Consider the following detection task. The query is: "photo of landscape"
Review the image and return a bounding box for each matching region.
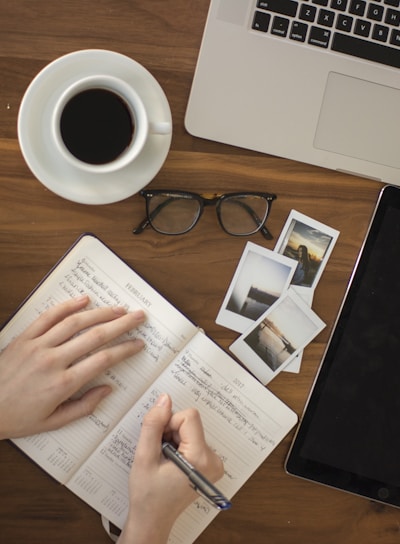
[243,293,323,372]
[226,250,294,321]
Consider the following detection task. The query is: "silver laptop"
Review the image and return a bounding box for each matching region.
[185,0,400,185]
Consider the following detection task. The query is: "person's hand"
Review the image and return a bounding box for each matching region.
[119,393,224,544]
[0,295,145,439]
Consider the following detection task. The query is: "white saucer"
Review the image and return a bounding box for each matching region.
[17,50,172,204]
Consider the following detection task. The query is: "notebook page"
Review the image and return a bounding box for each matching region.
[2,235,198,483]
[67,331,297,542]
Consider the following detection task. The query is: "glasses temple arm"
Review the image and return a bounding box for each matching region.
[260,225,273,240]
[132,217,150,234]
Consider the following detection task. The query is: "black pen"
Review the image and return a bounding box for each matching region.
[161,441,232,511]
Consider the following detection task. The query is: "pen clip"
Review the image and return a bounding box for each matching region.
[189,480,232,511]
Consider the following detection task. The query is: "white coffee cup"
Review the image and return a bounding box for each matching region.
[51,74,172,174]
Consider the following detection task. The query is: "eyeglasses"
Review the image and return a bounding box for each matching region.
[133,190,277,239]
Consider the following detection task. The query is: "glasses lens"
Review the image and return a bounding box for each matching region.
[147,193,201,234]
[219,195,269,235]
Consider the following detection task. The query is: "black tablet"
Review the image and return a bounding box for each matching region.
[286,184,400,507]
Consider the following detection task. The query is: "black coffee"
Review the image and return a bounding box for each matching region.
[60,88,134,165]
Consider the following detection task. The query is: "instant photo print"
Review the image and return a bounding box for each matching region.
[216,242,296,334]
[274,211,339,300]
[230,289,325,385]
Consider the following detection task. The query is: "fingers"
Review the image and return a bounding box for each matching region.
[22,297,147,394]
[53,308,146,364]
[66,335,145,390]
[166,408,224,482]
[22,295,91,339]
[134,394,173,467]
[167,408,206,452]
[1,296,149,437]
[42,305,145,348]
[22,297,146,353]
[43,385,113,431]
[20,295,146,368]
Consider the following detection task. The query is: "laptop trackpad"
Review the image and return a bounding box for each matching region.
[314,72,400,169]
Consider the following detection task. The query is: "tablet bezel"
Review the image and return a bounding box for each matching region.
[285,184,400,507]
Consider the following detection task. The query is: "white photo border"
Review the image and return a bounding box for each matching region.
[216,241,297,334]
[230,288,326,385]
[274,210,339,293]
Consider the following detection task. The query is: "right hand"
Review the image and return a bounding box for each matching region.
[120,393,225,544]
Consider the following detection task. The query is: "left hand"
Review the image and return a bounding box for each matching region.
[0,296,145,439]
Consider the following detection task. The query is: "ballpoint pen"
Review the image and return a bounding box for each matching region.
[162,441,232,511]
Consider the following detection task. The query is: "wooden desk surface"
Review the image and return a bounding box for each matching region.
[0,1,398,543]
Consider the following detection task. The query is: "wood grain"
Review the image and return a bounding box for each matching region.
[0,1,397,543]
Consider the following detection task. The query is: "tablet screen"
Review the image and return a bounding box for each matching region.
[286,185,400,506]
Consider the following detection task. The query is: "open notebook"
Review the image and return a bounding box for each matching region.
[1,234,297,544]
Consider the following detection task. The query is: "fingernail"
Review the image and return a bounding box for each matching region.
[76,294,89,303]
[156,393,169,407]
[132,309,146,322]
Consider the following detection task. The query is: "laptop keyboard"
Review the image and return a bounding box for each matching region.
[252,0,400,69]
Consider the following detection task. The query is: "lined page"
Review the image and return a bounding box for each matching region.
[67,332,297,542]
[2,235,198,483]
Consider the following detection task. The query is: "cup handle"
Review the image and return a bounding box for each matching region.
[149,121,172,135]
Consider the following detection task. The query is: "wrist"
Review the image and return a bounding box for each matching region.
[118,513,174,544]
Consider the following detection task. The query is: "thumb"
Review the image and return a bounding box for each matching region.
[135,393,172,465]
[43,386,112,431]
